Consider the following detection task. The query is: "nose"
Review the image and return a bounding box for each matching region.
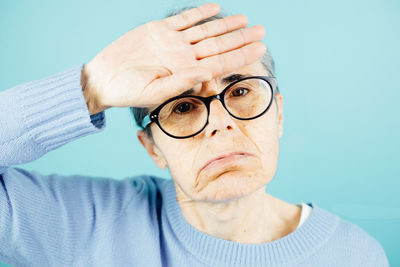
[204,98,235,138]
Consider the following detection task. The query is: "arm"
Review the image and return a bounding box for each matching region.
[0,3,267,265]
[0,64,128,266]
[0,64,105,174]
[0,64,152,267]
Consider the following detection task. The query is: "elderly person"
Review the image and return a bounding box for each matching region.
[0,3,388,267]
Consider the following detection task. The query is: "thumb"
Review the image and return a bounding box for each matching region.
[145,66,212,105]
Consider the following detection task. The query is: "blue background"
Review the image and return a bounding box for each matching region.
[1,0,399,266]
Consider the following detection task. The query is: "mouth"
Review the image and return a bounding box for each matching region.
[200,151,253,172]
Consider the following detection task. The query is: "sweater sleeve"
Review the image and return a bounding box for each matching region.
[0,64,117,266]
[0,64,106,174]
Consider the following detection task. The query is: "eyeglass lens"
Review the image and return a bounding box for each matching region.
[158,77,272,138]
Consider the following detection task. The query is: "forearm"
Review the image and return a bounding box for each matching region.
[0,64,105,173]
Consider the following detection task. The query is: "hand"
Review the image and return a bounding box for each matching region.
[82,3,266,115]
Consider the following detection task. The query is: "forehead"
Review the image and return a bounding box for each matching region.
[216,60,266,85]
[147,60,267,112]
[198,60,267,96]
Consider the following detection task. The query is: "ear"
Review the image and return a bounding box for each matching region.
[275,93,284,138]
[137,130,167,170]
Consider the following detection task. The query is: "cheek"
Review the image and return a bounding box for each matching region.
[242,116,280,168]
[242,114,279,146]
[160,140,200,185]
[152,126,199,170]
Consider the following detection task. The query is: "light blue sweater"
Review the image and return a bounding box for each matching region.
[0,64,390,267]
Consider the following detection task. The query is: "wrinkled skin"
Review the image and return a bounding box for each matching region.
[138,60,302,244]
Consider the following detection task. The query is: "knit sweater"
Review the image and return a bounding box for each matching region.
[0,64,389,267]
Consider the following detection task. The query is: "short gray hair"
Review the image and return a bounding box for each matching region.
[130,6,279,138]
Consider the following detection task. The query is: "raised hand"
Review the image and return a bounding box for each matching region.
[82,3,266,115]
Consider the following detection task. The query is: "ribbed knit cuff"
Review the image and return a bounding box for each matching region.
[16,64,106,152]
[90,111,106,129]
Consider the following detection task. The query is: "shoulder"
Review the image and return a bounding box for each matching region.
[119,174,170,195]
[5,168,170,218]
[116,174,171,210]
[338,219,388,258]
[313,204,389,267]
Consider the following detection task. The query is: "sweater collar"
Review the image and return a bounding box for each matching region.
[163,180,340,267]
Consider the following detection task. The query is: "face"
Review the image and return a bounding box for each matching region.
[138,60,284,203]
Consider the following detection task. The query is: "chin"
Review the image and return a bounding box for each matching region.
[194,169,270,202]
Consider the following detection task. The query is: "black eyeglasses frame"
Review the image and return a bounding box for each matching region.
[141,75,277,139]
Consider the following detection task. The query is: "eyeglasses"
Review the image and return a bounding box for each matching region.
[141,76,277,139]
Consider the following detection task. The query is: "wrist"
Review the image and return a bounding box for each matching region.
[81,63,106,115]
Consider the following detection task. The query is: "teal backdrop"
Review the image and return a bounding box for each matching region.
[1,0,399,266]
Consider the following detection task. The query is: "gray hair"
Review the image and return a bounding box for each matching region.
[130,6,279,139]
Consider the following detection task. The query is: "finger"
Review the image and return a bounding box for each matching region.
[163,3,221,31]
[144,67,212,106]
[198,41,266,77]
[193,25,266,59]
[182,14,248,44]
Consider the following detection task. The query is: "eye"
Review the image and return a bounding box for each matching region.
[230,87,249,97]
[173,102,193,114]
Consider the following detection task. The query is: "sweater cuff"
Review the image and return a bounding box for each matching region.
[17,64,106,152]
[90,111,106,129]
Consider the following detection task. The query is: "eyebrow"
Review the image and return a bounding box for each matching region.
[221,73,249,85]
[178,73,250,97]
[178,88,194,97]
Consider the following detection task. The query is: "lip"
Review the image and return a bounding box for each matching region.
[200,151,253,172]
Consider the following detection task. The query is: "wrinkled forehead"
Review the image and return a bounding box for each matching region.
[203,60,267,94]
[219,60,267,82]
[148,60,266,112]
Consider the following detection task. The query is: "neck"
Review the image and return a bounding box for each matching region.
[174,183,302,244]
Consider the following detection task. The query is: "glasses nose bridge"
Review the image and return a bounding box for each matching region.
[204,91,224,108]
[204,92,226,113]
[204,92,234,127]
